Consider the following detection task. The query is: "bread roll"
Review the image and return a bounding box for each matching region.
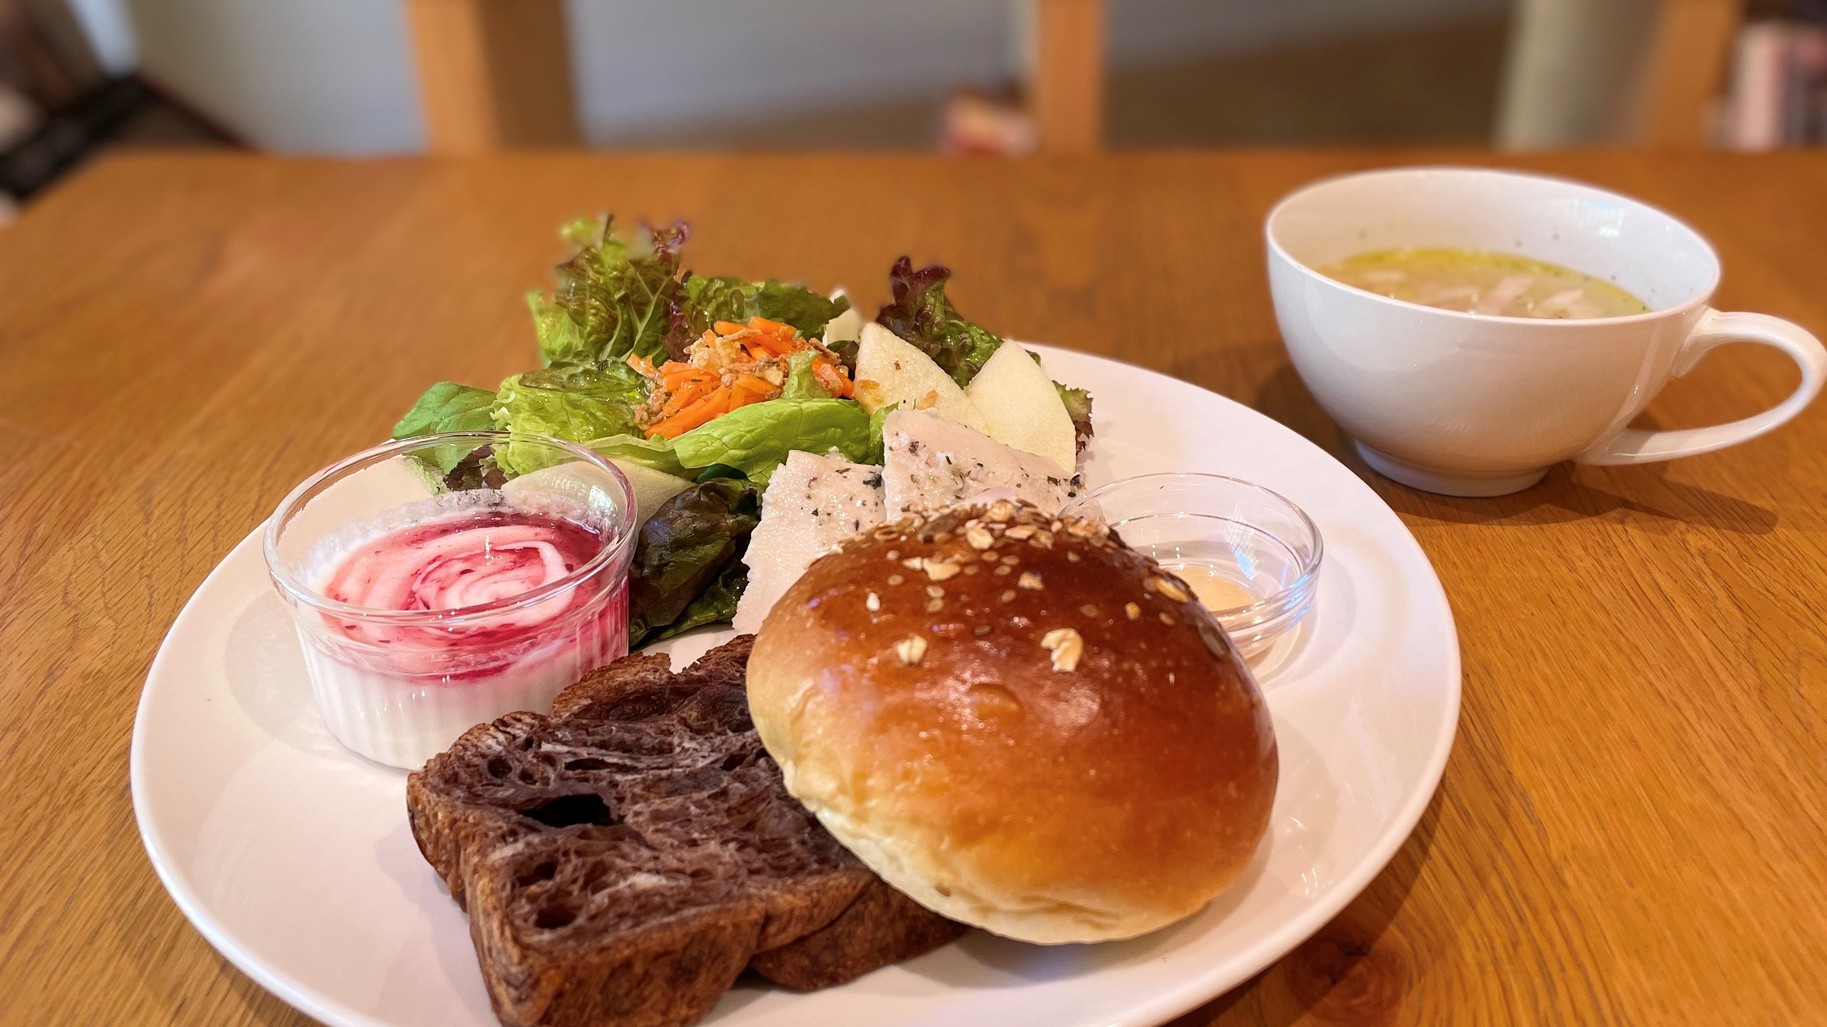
[746,501,1278,944]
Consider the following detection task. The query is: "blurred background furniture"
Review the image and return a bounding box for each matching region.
[401,0,1116,155]
[1027,0,1104,154]
[395,0,1758,154]
[1497,0,1744,148]
[404,0,575,151]
[397,0,1756,154]
[0,0,131,208]
[12,0,1827,209]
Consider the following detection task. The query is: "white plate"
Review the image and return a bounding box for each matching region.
[132,346,1459,1027]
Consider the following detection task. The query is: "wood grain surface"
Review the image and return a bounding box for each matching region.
[2,151,1824,1026]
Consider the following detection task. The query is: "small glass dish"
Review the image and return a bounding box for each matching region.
[264,431,637,768]
[1060,473,1322,660]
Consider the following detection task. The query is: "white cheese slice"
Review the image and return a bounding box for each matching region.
[732,450,885,634]
[880,408,1071,520]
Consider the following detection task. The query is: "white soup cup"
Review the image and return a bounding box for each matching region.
[1266,167,1827,497]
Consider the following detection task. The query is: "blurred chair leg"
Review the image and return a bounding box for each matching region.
[1027,0,1104,154]
[1640,0,1741,145]
[404,0,577,153]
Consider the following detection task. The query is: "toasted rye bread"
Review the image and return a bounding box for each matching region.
[407,636,963,1027]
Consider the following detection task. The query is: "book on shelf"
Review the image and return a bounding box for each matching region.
[1720,19,1827,148]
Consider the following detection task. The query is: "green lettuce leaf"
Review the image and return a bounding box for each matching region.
[527,292,596,368]
[669,397,872,486]
[393,382,498,439]
[875,257,1003,386]
[533,215,687,369]
[495,365,647,441]
[692,463,746,482]
[493,364,651,475]
[653,561,748,642]
[440,446,507,492]
[863,404,892,464]
[779,349,834,400]
[391,382,500,476]
[1056,381,1094,454]
[625,479,760,648]
[681,276,850,343]
[586,433,687,478]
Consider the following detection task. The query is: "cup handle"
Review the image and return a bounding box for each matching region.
[1574,308,1827,466]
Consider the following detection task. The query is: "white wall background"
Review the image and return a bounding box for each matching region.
[119,0,424,153]
[66,0,137,74]
[106,0,1509,154]
[564,0,1012,144]
[568,0,1511,145]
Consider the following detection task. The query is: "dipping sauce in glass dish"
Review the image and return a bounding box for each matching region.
[1164,560,1261,613]
[1060,473,1321,662]
[266,434,636,768]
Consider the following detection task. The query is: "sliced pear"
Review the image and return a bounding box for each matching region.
[822,289,864,349]
[851,322,989,434]
[502,458,690,528]
[610,460,693,527]
[965,343,1077,474]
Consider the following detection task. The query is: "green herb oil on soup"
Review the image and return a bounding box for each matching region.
[1317,247,1650,319]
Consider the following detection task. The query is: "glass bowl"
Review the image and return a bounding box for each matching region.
[264,431,637,768]
[1060,473,1322,659]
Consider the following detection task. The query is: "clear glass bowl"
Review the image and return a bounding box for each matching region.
[1061,473,1322,659]
[264,431,637,768]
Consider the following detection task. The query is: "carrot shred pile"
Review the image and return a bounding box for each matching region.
[632,317,853,438]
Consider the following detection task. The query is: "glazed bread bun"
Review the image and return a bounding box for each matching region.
[746,501,1278,944]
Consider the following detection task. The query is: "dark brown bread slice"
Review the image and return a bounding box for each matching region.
[407,636,962,1027]
[747,878,971,990]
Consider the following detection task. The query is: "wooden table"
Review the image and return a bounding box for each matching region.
[3,151,1823,1026]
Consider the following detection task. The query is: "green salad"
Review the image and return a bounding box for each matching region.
[393,216,1091,647]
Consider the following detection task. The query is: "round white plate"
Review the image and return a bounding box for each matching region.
[132,346,1459,1027]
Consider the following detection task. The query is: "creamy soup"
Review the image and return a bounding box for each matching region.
[1317,247,1649,319]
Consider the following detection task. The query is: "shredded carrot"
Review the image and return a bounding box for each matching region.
[648,390,727,438]
[626,353,658,377]
[634,314,859,437]
[659,376,713,417]
[733,373,775,396]
[812,359,854,398]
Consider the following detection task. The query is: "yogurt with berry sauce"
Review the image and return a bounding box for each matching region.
[292,487,630,768]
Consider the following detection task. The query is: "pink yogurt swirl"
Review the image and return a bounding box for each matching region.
[319,507,615,671]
